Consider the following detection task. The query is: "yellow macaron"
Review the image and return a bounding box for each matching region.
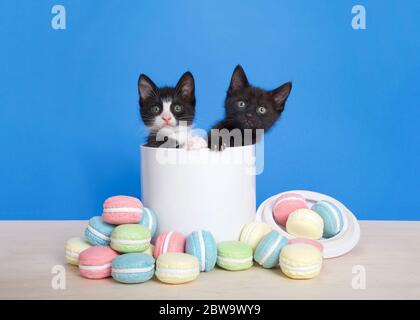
[286,209,324,240]
[239,222,271,251]
[155,253,200,284]
[65,237,91,265]
[279,243,323,279]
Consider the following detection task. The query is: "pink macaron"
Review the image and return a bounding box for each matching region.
[273,192,308,226]
[102,195,143,225]
[153,231,186,259]
[79,246,119,279]
[289,238,324,253]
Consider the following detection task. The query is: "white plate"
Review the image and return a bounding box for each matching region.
[256,190,361,258]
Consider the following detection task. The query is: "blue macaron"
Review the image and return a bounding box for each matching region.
[84,216,115,246]
[111,253,155,284]
[185,230,217,272]
[311,200,344,238]
[139,207,158,238]
[254,230,288,268]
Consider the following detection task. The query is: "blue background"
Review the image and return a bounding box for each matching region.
[0,0,419,220]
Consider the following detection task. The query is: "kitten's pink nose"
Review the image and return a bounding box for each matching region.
[162,114,172,122]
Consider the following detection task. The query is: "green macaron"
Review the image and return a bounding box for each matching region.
[216,241,253,271]
[110,224,151,253]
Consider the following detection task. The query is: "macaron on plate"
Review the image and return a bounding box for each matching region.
[255,190,360,258]
[286,208,324,240]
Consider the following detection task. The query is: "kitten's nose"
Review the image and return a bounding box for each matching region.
[162,114,172,122]
[245,112,253,118]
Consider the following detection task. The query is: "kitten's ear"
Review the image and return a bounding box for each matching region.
[138,74,158,100]
[229,65,249,93]
[270,81,292,111]
[176,71,195,101]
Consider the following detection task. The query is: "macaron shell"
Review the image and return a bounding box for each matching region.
[286,209,324,240]
[311,200,344,238]
[139,207,158,238]
[254,231,288,269]
[103,196,143,225]
[153,231,186,259]
[111,253,155,284]
[186,231,217,272]
[239,223,271,251]
[103,212,141,225]
[79,246,119,279]
[84,216,115,246]
[217,241,253,271]
[103,195,143,209]
[79,246,119,266]
[279,243,322,279]
[65,237,92,265]
[110,224,151,253]
[155,253,199,284]
[79,267,113,279]
[273,192,308,226]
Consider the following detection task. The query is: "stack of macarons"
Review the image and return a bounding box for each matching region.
[273,192,344,240]
[65,198,220,285]
[65,195,160,283]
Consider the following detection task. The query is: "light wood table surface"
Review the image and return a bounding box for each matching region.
[0,220,419,300]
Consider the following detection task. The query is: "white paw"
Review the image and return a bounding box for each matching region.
[186,136,207,150]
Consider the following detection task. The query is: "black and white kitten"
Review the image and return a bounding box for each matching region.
[138,72,197,148]
[208,65,292,150]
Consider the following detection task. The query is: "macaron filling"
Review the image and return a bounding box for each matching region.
[103,207,142,213]
[162,231,175,253]
[87,225,111,241]
[65,249,80,258]
[197,231,206,272]
[156,267,199,276]
[112,265,154,274]
[217,256,253,264]
[258,235,284,265]
[111,238,151,245]
[280,260,322,273]
[79,263,112,271]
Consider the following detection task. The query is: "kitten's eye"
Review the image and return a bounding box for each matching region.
[174,105,183,113]
[151,106,160,114]
[237,101,246,108]
[257,106,267,114]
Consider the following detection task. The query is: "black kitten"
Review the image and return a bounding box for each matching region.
[209,65,292,150]
[138,72,196,148]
